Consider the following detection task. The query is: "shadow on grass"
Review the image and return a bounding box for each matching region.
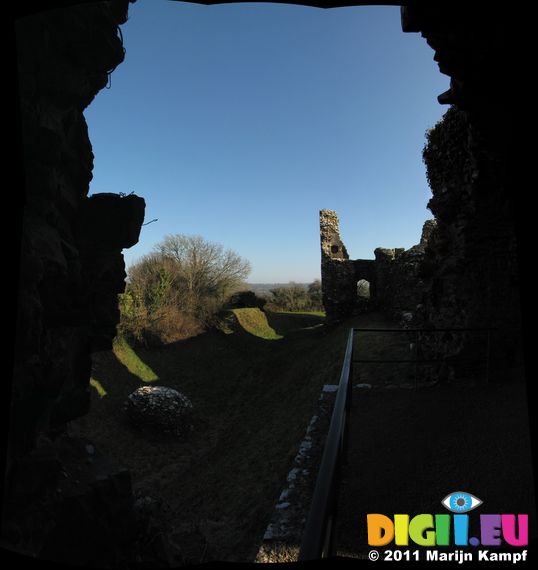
[74,309,349,562]
[231,308,283,340]
[265,311,325,337]
[89,377,107,397]
[113,336,159,382]
[89,345,145,401]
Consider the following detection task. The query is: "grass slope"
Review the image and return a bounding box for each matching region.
[231,308,283,340]
[89,378,107,397]
[112,336,159,383]
[73,310,535,562]
[71,309,349,564]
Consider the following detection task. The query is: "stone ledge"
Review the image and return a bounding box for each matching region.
[254,385,339,563]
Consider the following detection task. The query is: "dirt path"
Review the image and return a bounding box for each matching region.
[335,314,536,557]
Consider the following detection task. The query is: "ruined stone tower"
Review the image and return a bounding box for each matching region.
[320,210,363,322]
[320,209,349,261]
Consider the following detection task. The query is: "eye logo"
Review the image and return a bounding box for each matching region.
[368,491,528,547]
[442,491,482,513]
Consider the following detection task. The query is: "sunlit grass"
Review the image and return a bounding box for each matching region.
[113,336,159,382]
[271,310,326,317]
[232,308,283,340]
[90,377,107,397]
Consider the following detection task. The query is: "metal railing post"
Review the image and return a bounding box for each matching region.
[298,328,354,561]
[414,330,419,391]
[343,338,354,465]
[486,329,491,383]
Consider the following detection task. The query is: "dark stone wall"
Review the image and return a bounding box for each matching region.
[5,1,145,563]
[418,106,521,374]
[402,4,522,376]
[372,220,436,319]
[374,247,420,319]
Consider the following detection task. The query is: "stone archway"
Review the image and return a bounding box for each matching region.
[356,278,370,298]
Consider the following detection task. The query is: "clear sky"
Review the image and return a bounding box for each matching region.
[84,0,449,283]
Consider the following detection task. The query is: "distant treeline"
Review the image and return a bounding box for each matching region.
[263,281,323,313]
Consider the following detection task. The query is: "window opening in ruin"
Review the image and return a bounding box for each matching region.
[357,279,370,299]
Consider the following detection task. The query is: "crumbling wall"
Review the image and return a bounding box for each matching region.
[401,5,522,378]
[374,220,436,319]
[418,106,521,374]
[320,210,433,323]
[5,1,145,564]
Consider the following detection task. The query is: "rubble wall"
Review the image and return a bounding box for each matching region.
[320,210,434,323]
[6,1,145,563]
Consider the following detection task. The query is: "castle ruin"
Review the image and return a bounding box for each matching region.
[7,1,526,564]
[320,209,435,323]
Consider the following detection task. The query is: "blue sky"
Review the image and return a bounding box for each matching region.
[84,1,449,283]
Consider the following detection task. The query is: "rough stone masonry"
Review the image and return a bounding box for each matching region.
[6,1,145,565]
[320,209,435,324]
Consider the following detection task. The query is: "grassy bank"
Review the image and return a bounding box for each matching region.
[230,308,283,340]
[71,308,351,563]
[72,309,535,562]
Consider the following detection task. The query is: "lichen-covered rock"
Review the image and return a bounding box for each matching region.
[124,386,193,434]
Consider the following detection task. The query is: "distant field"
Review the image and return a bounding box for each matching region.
[246,282,311,297]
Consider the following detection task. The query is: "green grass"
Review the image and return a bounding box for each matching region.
[271,310,326,317]
[265,310,325,337]
[71,311,533,563]
[231,308,283,340]
[112,336,159,382]
[89,377,107,397]
[72,309,349,563]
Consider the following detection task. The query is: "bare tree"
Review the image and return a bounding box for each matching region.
[119,234,251,344]
[156,234,251,302]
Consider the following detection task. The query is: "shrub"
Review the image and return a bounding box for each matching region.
[227,290,267,310]
[118,234,250,345]
[265,280,324,312]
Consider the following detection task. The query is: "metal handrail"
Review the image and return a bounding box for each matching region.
[353,327,494,384]
[298,328,354,561]
[353,327,493,332]
[297,325,494,560]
